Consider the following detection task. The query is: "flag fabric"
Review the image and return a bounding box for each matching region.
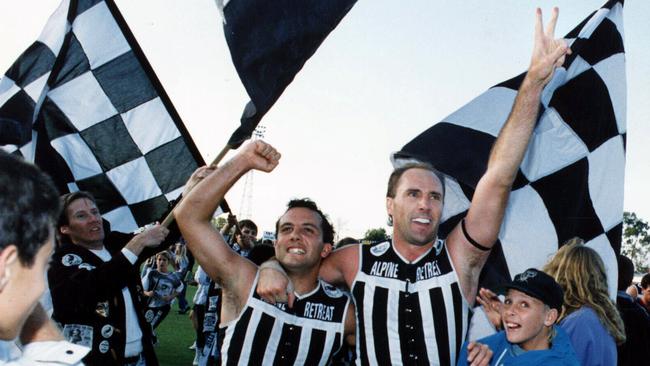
[217,0,357,147]
[0,0,205,233]
[394,0,626,296]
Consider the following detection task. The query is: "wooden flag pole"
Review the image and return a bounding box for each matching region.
[161,144,233,228]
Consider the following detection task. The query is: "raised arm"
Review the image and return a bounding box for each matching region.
[175,141,280,301]
[447,8,571,303]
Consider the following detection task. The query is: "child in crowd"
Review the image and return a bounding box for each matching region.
[543,239,626,365]
[142,251,184,330]
[458,268,579,366]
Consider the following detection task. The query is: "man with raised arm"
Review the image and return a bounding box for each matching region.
[175,141,355,365]
[257,8,571,365]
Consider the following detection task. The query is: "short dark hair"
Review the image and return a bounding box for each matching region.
[335,237,359,249]
[387,162,445,198]
[275,198,335,245]
[617,255,635,291]
[238,219,257,233]
[641,273,650,290]
[0,151,60,266]
[156,251,172,261]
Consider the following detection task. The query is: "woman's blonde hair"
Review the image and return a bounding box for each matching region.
[543,237,625,345]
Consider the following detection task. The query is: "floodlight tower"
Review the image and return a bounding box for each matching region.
[238,126,266,219]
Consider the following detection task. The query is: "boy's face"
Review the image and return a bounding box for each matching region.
[237,226,257,250]
[501,289,556,351]
[156,255,169,272]
[0,232,53,340]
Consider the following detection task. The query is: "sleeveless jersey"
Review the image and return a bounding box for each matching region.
[352,240,471,366]
[219,274,350,365]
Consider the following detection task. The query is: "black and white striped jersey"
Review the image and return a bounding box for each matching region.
[352,240,471,366]
[218,273,351,365]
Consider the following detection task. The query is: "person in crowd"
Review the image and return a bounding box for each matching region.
[197,216,259,365]
[458,268,579,366]
[335,237,359,249]
[542,238,626,366]
[626,282,639,299]
[0,150,89,364]
[48,166,211,365]
[256,8,571,365]
[189,265,211,365]
[142,251,184,330]
[174,242,192,314]
[639,273,650,313]
[616,255,650,365]
[221,214,258,256]
[176,141,356,365]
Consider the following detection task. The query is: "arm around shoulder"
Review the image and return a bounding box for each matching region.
[320,244,359,288]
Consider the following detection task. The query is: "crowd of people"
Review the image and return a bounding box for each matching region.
[1,7,650,366]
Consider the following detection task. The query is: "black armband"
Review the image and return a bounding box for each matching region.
[461,218,491,251]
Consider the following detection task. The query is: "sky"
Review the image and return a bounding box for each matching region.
[1,0,648,240]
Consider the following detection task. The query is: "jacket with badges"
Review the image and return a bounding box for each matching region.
[48,223,180,366]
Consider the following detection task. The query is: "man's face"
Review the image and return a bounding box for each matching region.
[60,198,105,248]
[275,207,332,272]
[156,255,169,272]
[237,226,257,250]
[0,233,53,340]
[387,168,443,247]
[502,289,555,351]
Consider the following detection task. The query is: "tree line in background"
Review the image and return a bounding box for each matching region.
[623,211,650,273]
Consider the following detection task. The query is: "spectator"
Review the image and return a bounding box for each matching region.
[334,237,359,249]
[221,214,258,256]
[542,238,626,366]
[616,255,650,365]
[0,150,89,364]
[458,268,579,365]
[247,243,275,266]
[142,251,184,330]
[189,265,211,365]
[48,166,211,365]
[639,273,650,313]
[174,242,192,314]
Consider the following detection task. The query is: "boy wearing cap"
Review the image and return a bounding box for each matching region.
[458,268,579,366]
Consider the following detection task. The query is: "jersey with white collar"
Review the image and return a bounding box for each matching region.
[219,273,350,365]
[352,239,470,366]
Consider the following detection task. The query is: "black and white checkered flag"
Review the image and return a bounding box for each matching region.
[0,0,205,233]
[394,0,625,296]
[218,0,357,148]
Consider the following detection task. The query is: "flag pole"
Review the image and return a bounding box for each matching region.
[161,144,233,228]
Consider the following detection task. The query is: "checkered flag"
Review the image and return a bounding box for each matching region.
[0,0,205,233]
[217,0,357,147]
[394,0,625,296]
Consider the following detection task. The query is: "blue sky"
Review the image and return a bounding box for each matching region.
[1,0,648,239]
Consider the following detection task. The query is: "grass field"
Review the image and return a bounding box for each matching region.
[154,282,199,365]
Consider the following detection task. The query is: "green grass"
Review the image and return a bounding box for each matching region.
[154,282,198,365]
